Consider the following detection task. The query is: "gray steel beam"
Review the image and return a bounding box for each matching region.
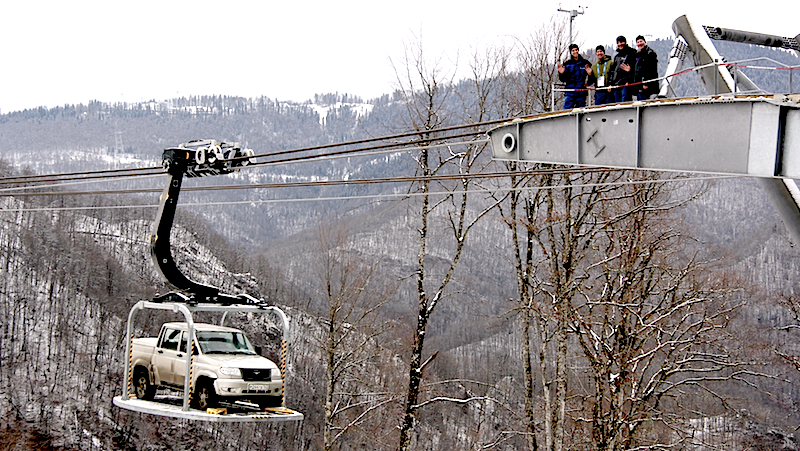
[488,96,800,244]
[489,97,800,178]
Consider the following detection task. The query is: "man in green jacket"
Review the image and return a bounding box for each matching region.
[587,45,614,105]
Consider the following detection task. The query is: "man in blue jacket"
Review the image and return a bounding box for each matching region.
[557,44,591,109]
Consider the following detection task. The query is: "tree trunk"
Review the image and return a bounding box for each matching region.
[399,147,430,451]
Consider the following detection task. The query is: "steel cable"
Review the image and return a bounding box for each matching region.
[2,174,740,213]
[0,120,505,188]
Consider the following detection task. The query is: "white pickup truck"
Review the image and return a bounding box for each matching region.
[130,322,283,410]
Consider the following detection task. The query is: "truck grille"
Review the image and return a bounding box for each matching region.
[241,368,271,381]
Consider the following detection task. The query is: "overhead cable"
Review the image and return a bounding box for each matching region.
[2,175,740,213]
[0,167,616,198]
[0,120,504,187]
[0,173,166,194]
[0,165,162,184]
[3,134,491,193]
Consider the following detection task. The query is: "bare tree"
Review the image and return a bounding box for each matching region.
[498,168,631,451]
[775,293,800,373]
[496,167,541,451]
[533,170,632,451]
[488,21,571,449]
[501,170,752,451]
[310,218,397,451]
[456,42,511,125]
[570,173,748,450]
[391,37,507,450]
[507,17,569,115]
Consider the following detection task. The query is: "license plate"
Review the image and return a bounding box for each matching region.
[248,384,268,392]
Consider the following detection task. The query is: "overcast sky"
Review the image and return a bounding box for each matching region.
[1,1,794,113]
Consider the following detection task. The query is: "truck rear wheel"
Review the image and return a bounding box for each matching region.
[193,379,217,410]
[133,368,156,401]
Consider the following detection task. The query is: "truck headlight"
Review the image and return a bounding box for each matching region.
[219,367,242,377]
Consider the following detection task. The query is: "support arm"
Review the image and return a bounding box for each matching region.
[149,140,256,303]
[150,162,220,298]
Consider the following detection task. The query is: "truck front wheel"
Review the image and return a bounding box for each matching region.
[193,379,218,410]
[133,368,156,400]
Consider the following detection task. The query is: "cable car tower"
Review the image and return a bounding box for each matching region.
[488,16,800,245]
[113,140,304,422]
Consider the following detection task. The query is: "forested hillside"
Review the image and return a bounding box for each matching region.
[1,30,800,451]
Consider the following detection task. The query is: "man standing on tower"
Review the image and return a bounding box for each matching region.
[610,36,636,103]
[633,35,659,100]
[588,45,614,105]
[557,44,591,109]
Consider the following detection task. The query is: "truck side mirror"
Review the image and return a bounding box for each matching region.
[254,346,262,356]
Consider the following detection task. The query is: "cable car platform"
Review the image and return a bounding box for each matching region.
[113,395,304,422]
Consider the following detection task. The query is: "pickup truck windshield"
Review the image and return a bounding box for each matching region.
[197,331,257,355]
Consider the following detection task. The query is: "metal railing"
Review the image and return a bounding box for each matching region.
[551,56,799,109]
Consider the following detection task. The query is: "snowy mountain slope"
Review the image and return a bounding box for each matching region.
[0,195,304,449]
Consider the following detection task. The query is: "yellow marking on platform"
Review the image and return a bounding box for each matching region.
[264,407,294,414]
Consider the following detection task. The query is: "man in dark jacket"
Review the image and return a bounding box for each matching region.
[610,36,635,103]
[557,44,591,109]
[633,35,659,100]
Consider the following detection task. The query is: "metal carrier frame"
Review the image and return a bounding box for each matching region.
[112,299,303,422]
[113,140,302,422]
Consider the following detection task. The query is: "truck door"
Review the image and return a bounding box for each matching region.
[153,327,182,386]
[172,331,190,387]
